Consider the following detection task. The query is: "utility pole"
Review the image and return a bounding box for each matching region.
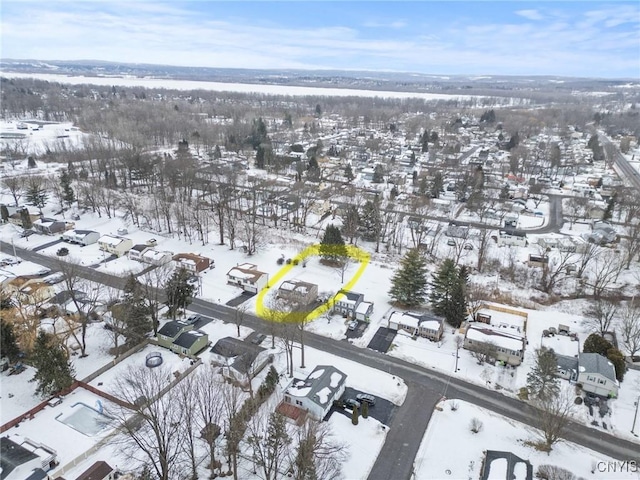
[632,395,639,437]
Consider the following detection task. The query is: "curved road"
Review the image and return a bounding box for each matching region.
[2,241,637,480]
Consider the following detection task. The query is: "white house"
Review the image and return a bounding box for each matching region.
[282,365,347,420]
[577,353,619,397]
[464,325,526,366]
[0,435,58,480]
[226,263,269,293]
[388,311,444,341]
[498,229,527,247]
[97,235,133,257]
[355,301,374,322]
[140,249,173,266]
[128,244,151,261]
[61,229,100,246]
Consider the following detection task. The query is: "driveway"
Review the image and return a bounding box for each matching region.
[32,238,64,252]
[344,319,368,339]
[337,386,396,426]
[367,327,397,353]
[226,291,256,307]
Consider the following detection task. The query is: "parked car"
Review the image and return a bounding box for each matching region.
[185,315,202,325]
[356,393,376,406]
[347,320,358,331]
[446,238,456,246]
[146,238,157,246]
[117,228,128,235]
[344,399,360,409]
[71,213,81,220]
[463,243,474,250]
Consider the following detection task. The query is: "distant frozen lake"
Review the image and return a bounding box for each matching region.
[2,71,483,101]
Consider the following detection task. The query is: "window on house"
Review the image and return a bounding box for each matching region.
[598,379,606,384]
[284,396,291,403]
[296,400,302,406]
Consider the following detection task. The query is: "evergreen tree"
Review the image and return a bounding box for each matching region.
[359,200,381,242]
[344,164,354,183]
[256,145,266,169]
[25,183,48,211]
[319,224,346,263]
[165,268,196,319]
[361,401,369,419]
[499,184,511,200]
[1,204,9,222]
[430,171,444,198]
[372,164,385,183]
[119,274,152,345]
[388,249,428,307]
[1,320,20,361]
[27,156,37,168]
[606,348,626,382]
[20,208,33,229]
[351,405,359,425]
[409,151,417,167]
[583,333,613,356]
[250,117,268,148]
[59,169,75,208]
[30,331,75,397]
[430,259,468,328]
[603,194,616,221]
[315,104,322,117]
[213,144,222,159]
[526,348,560,401]
[421,137,429,153]
[390,185,399,200]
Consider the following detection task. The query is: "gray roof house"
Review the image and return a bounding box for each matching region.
[577,353,619,397]
[555,354,579,381]
[32,217,66,235]
[210,337,272,383]
[333,290,364,317]
[0,436,57,480]
[282,365,347,420]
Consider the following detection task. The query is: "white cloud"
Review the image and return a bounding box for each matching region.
[515,9,544,21]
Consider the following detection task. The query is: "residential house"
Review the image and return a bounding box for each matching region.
[282,365,347,420]
[577,353,619,397]
[480,451,533,480]
[32,217,66,235]
[156,320,193,349]
[6,277,55,304]
[526,254,549,268]
[0,435,57,480]
[140,249,173,266]
[354,301,374,322]
[278,280,318,307]
[171,330,208,357]
[333,290,364,318]
[172,253,211,273]
[156,320,208,357]
[388,311,444,341]
[555,355,579,381]
[7,208,40,228]
[97,235,133,257]
[128,244,151,261]
[226,263,269,293]
[464,326,526,366]
[498,229,527,247]
[61,229,100,246]
[75,460,115,480]
[210,336,272,384]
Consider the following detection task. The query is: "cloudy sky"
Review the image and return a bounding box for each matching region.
[2,1,639,78]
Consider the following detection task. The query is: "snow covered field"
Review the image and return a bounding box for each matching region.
[1,72,484,101]
[1,119,93,156]
[414,399,639,480]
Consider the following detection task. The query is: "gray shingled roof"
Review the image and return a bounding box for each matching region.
[579,353,617,382]
[0,437,39,480]
[304,365,346,409]
[556,354,579,372]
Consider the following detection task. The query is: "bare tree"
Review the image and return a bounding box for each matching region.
[176,372,200,480]
[2,176,24,206]
[221,379,244,480]
[622,221,640,270]
[575,242,601,278]
[234,304,248,337]
[108,365,185,480]
[587,250,624,298]
[193,365,224,476]
[539,250,575,295]
[466,283,487,321]
[469,341,497,365]
[583,299,617,336]
[620,300,640,359]
[139,263,173,335]
[247,409,291,480]
[531,385,576,451]
[291,419,348,480]
[474,228,493,273]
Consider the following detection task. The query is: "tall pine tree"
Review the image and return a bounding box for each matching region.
[59,169,75,208]
[319,224,346,264]
[30,331,75,397]
[388,249,428,307]
[526,348,559,401]
[165,269,196,319]
[430,259,468,327]
[1,320,20,361]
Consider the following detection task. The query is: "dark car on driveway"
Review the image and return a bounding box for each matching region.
[344,398,360,410]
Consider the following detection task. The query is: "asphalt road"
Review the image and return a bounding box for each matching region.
[599,134,640,191]
[3,241,638,479]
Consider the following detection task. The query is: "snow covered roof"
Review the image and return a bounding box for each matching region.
[279,280,317,295]
[355,301,373,314]
[389,311,443,331]
[285,365,346,408]
[98,235,126,247]
[227,265,267,283]
[466,326,524,352]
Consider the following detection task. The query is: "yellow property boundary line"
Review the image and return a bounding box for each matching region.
[255,243,370,323]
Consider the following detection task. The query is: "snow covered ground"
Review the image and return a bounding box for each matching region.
[414,399,639,480]
[0,119,93,156]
